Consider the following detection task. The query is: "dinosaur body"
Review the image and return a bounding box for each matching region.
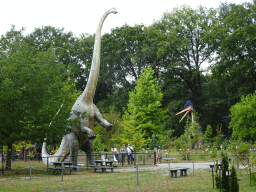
[42,7,118,166]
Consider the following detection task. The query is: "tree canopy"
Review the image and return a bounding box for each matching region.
[0,27,78,146]
[229,91,256,142]
[122,66,167,139]
[2,1,256,153]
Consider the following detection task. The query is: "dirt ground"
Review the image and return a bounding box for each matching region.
[115,162,220,172]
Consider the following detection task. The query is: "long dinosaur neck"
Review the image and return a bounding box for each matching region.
[81,10,111,103]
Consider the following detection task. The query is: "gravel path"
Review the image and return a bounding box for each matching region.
[115,162,244,172]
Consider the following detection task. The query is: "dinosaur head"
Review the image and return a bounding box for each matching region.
[108,7,118,14]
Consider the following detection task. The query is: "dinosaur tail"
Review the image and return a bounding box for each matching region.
[41,135,69,165]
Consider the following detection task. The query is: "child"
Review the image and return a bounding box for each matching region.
[157,149,162,164]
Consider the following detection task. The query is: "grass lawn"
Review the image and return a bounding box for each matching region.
[0,161,255,192]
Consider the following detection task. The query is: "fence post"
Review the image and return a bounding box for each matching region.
[168,161,171,179]
[193,160,194,175]
[249,164,251,186]
[136,163,139,186]
[236,146,239,169]
[30,166,32,180]
[47,156,49,172]
[154,151,156,165]
[61,164,64,182]
[1,145,4,176]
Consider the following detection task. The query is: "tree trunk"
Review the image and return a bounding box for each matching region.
[5,143,12,170]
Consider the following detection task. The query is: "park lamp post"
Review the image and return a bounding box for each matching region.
[209,164,215,189]
[226,170,231,192]
[236,146,239,169]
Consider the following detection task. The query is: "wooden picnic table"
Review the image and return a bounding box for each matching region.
[49,162,75,175]
[162,158,176,163]
[90,160,117,173]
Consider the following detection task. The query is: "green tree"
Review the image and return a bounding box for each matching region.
[123,65,167,139]
[93,106,123,151]
[121,111,148,150]
[221,151,229,192]
[211,2,256,135]
[99,24,148,112]
[203,125,213,145]
[0,28,77,169]
[149,5,219,135]
[230,166,239,192]
[201,74,229,137]
[229,91,256,142]
[24,26,87,90]
[175,112,201,157]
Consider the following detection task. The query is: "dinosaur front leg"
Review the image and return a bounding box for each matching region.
[81,126,96,139]
[94,104,113,131]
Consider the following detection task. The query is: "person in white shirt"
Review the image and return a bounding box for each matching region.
[111,146,119,164]
[127,144,133,165]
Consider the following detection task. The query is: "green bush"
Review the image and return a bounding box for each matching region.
[215,172,221,189]
[221,151,229,191]
[238,142,251,155]
[210,149,217,158]
[251,172,256,185]
[179,150,190,160]
[230,166,239,191]
[215,159,221,189]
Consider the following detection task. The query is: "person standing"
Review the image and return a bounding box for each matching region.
[120,144,126,164]
[111,146,119,164]
[127,144,133,165]
[131,149,135,164]
[157,149,162,164]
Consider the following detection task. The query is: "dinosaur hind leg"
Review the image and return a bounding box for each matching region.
[80,140,94,165]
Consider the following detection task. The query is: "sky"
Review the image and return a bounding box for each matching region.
[0,0,250,37]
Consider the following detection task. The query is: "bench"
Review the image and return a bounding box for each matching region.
[178,168,190,176]
[169,169,178,178]
[48,162,76,175]
[168,168,190,178]
[48,166,73,175]
[89,165,118,173]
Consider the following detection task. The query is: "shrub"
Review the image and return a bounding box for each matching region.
[251,172,256,185]
[221,151,229,191]
[180,151,190,160]
[210,148,217,158]
[230,166,239,191]
[215,159,221,189]
[238,142,251,155]
[215,173,221,189]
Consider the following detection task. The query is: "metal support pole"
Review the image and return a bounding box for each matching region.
[236,147,239,169]
[228,169,230,192]
[61,164,64,182]
[186,153,187,163]
[168,161,171,179]
[1,145,4,176]
[193,160,194,175]
[220,164,222,192]
[47,156,49,172]
[249,166,251,186]
[136,163,139,186]
[29,166,32,180]
[210,165,215,189]
[154,151,156,165]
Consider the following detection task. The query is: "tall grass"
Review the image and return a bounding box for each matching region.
[0,161,255,191]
